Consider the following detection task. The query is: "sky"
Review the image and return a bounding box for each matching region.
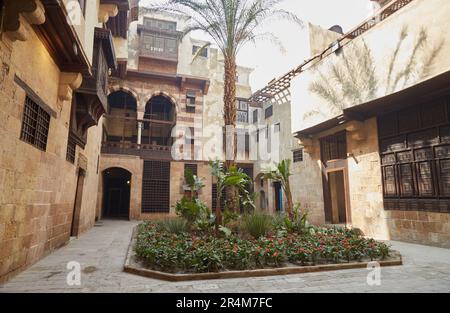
[140,0,376,91]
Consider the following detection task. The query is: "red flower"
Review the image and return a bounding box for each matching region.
[273,252,278,257]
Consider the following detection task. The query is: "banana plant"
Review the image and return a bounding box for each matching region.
[261,159,294,219]
[210,160,252,225]
[184,167,205,200]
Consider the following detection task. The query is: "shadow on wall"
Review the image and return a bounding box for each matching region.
[304,25,445,120]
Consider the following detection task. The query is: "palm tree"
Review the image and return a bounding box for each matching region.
[145,0,302,211]
[260,159,294,219]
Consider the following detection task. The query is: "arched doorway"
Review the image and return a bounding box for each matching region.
[143,94,176,146]
[103,167,131,219]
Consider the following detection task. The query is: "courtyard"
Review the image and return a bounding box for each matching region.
[1,220,449,293]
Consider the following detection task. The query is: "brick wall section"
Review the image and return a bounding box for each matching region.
[0,29,102,282]
[346,118,389,240]
[386,211,450,248]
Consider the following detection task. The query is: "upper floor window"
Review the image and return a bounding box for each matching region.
[265,105,273,119]
[142,34,177,56]
[186,91,196,113]
[184,163,198,176]
[237,99,249,123]
[20,96,50,151]
[252,109,259,124]
[293,149,304,163]
[274,123,281,133]
[192,45,208,57]
[144,18,176,31]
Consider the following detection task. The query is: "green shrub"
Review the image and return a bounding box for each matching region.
[157,218,189,235]
[241,213,273,238]
[134,221,393,273]
[174,197,210,223]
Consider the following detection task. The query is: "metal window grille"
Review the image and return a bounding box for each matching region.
[293,149,303,163]
[184,163,198,176]
[20,96,50,151]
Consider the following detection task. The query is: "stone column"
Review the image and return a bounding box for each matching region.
[137,121,143,145]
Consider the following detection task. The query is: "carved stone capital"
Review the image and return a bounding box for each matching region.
[59,72,83,101]
[3,0,46,42]
[98,4,119,24]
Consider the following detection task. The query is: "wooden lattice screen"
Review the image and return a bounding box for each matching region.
[379,93,450,213]
[142,161,171,213]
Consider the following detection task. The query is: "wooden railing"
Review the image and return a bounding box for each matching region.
[101,141,173,160]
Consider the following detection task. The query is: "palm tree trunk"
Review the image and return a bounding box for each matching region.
[224,56,238,213]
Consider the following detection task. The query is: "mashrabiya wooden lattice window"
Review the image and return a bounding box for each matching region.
[378,94,450,213]
[142,161,171,213]
[20,96,50,151]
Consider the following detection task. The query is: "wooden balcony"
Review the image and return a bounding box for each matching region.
[101,141,173,160]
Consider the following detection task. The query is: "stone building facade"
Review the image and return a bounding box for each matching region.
[98,11,254,220]
[0,0,132,282]
[251,0,450,248]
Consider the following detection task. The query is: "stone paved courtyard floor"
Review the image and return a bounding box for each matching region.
[1,220,450,293]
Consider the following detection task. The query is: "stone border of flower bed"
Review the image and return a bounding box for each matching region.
[123,226,403,282]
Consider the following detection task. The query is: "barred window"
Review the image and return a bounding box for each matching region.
[20,96,50,151]
[293,149,304,163]
[184,163,198,176]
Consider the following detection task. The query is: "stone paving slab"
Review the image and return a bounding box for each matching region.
[1,220,450,293]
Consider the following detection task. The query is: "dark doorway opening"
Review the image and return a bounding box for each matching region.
[274,182,283,213]
[103,168,131,219]
[327,170,347,224]
[71,168,86,237]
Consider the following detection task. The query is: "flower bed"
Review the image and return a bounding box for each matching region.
[134,222,392,274]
